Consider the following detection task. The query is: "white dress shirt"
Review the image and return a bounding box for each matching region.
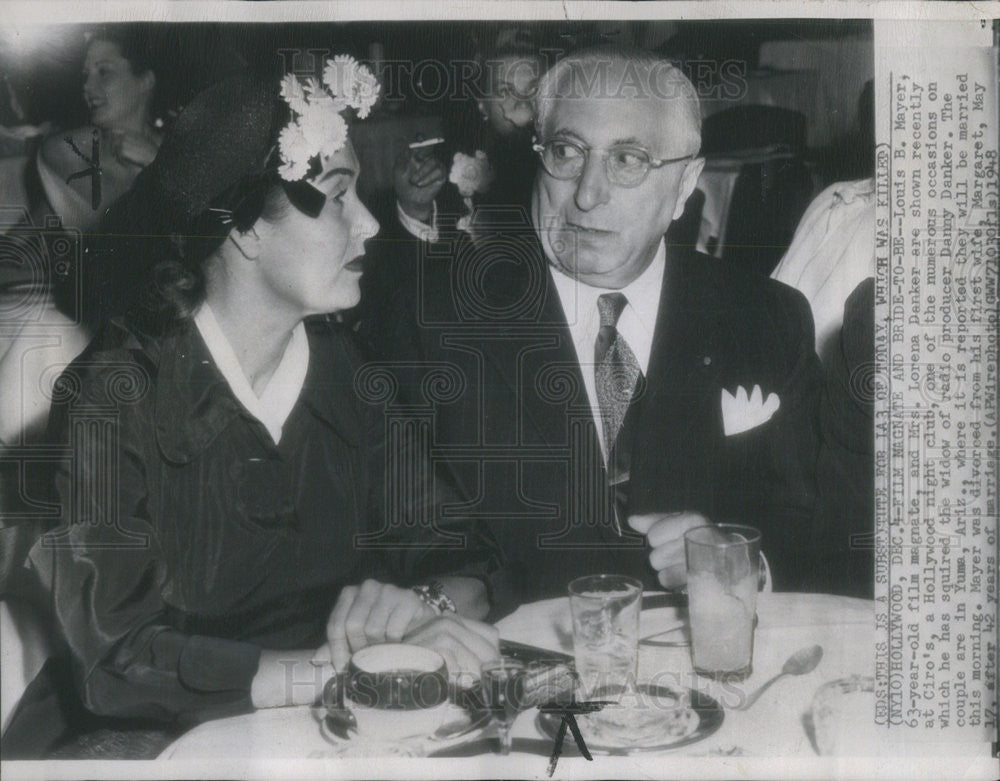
[548,241,666,457]
[193,303,309,445]
[396,200,439,242]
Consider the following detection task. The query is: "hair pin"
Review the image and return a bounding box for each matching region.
[207,207,234,225]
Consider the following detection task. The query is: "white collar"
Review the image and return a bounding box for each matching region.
[193,303,310,445]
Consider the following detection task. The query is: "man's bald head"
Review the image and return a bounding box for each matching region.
[535,46,702,157]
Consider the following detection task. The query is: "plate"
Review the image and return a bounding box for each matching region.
[535,684,724,755]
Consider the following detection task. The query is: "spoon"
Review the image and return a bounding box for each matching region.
[737,645,823,711]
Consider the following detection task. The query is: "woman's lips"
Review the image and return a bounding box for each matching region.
[343,257,364,272]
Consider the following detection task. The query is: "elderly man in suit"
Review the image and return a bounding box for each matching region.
[362,46,823,616]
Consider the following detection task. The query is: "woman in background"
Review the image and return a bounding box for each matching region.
[34,26,163,232]
[1,26,165,448]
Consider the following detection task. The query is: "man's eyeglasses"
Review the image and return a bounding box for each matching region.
[532,138,695,188]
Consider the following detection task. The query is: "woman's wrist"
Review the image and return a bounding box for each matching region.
[251,648,335,709]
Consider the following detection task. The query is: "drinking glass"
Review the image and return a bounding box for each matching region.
[567,574,643,699]
[684,524,761,680]
[479,658,526,755]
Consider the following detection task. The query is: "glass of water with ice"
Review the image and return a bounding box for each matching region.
[567,574,643,699]
[684,524,761,680]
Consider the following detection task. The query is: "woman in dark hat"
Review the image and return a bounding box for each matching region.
[15,61,498,757]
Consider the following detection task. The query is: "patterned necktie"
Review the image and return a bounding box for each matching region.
[594,292,642,454]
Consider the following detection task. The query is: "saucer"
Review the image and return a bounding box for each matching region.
[536,684,724,755]
[315,698,490,751]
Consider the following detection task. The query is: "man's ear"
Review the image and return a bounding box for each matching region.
[228,227,262,261]
[672,156,706,221]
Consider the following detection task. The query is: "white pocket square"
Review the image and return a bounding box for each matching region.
[721,384,780,436]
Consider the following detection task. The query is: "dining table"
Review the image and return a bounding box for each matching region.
[155,591,986,779]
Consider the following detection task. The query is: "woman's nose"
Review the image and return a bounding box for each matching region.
[353,200,380,242]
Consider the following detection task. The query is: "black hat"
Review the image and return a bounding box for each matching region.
[109,71,283,237]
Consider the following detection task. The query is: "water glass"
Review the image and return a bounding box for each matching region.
[684,524,761,680]
[479,658,526,755]
[567,574,643,699]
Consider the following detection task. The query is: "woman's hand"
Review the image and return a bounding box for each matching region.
[313,579,438,670]
[403,614,499,679]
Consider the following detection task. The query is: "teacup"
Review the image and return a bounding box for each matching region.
[323,643,450,740]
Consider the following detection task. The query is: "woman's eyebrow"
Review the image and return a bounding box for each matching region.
[317,166,356,184]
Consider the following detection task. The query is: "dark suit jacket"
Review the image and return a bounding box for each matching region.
[361,229,823,616]
[812,278,875,598]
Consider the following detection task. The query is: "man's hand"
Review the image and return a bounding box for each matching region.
[394,146,446,223]
[403,614,499,678]
[627,511,709,589]
[314,580,438,671]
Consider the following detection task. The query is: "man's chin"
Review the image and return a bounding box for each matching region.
[549,251,601,282]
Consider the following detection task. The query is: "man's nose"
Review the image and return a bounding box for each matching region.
[574,152,611,212]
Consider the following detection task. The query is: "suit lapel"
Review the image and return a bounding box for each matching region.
[630,245,726,512]
[476,234,592,449]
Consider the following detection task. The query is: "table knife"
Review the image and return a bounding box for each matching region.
[499,639,574,665]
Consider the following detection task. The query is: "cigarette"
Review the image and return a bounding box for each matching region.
[408,137,445,149]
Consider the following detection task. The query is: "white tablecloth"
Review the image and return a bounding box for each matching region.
[162,592,875,761]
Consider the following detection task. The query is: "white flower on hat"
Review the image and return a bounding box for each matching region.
[449,151,494,198]
[298,102,349,159]
[324,55,380,119]
[278,74,309,115]
[302,76,346,113]
[277,122,312,181]
[277,55,380,183]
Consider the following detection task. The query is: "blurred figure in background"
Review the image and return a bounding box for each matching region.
[392,24,547,238]
[2,26,166,446]
[33,26,164,232]
[355,26,549,337]
[771,178,875,366]
[770,177,875,598]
